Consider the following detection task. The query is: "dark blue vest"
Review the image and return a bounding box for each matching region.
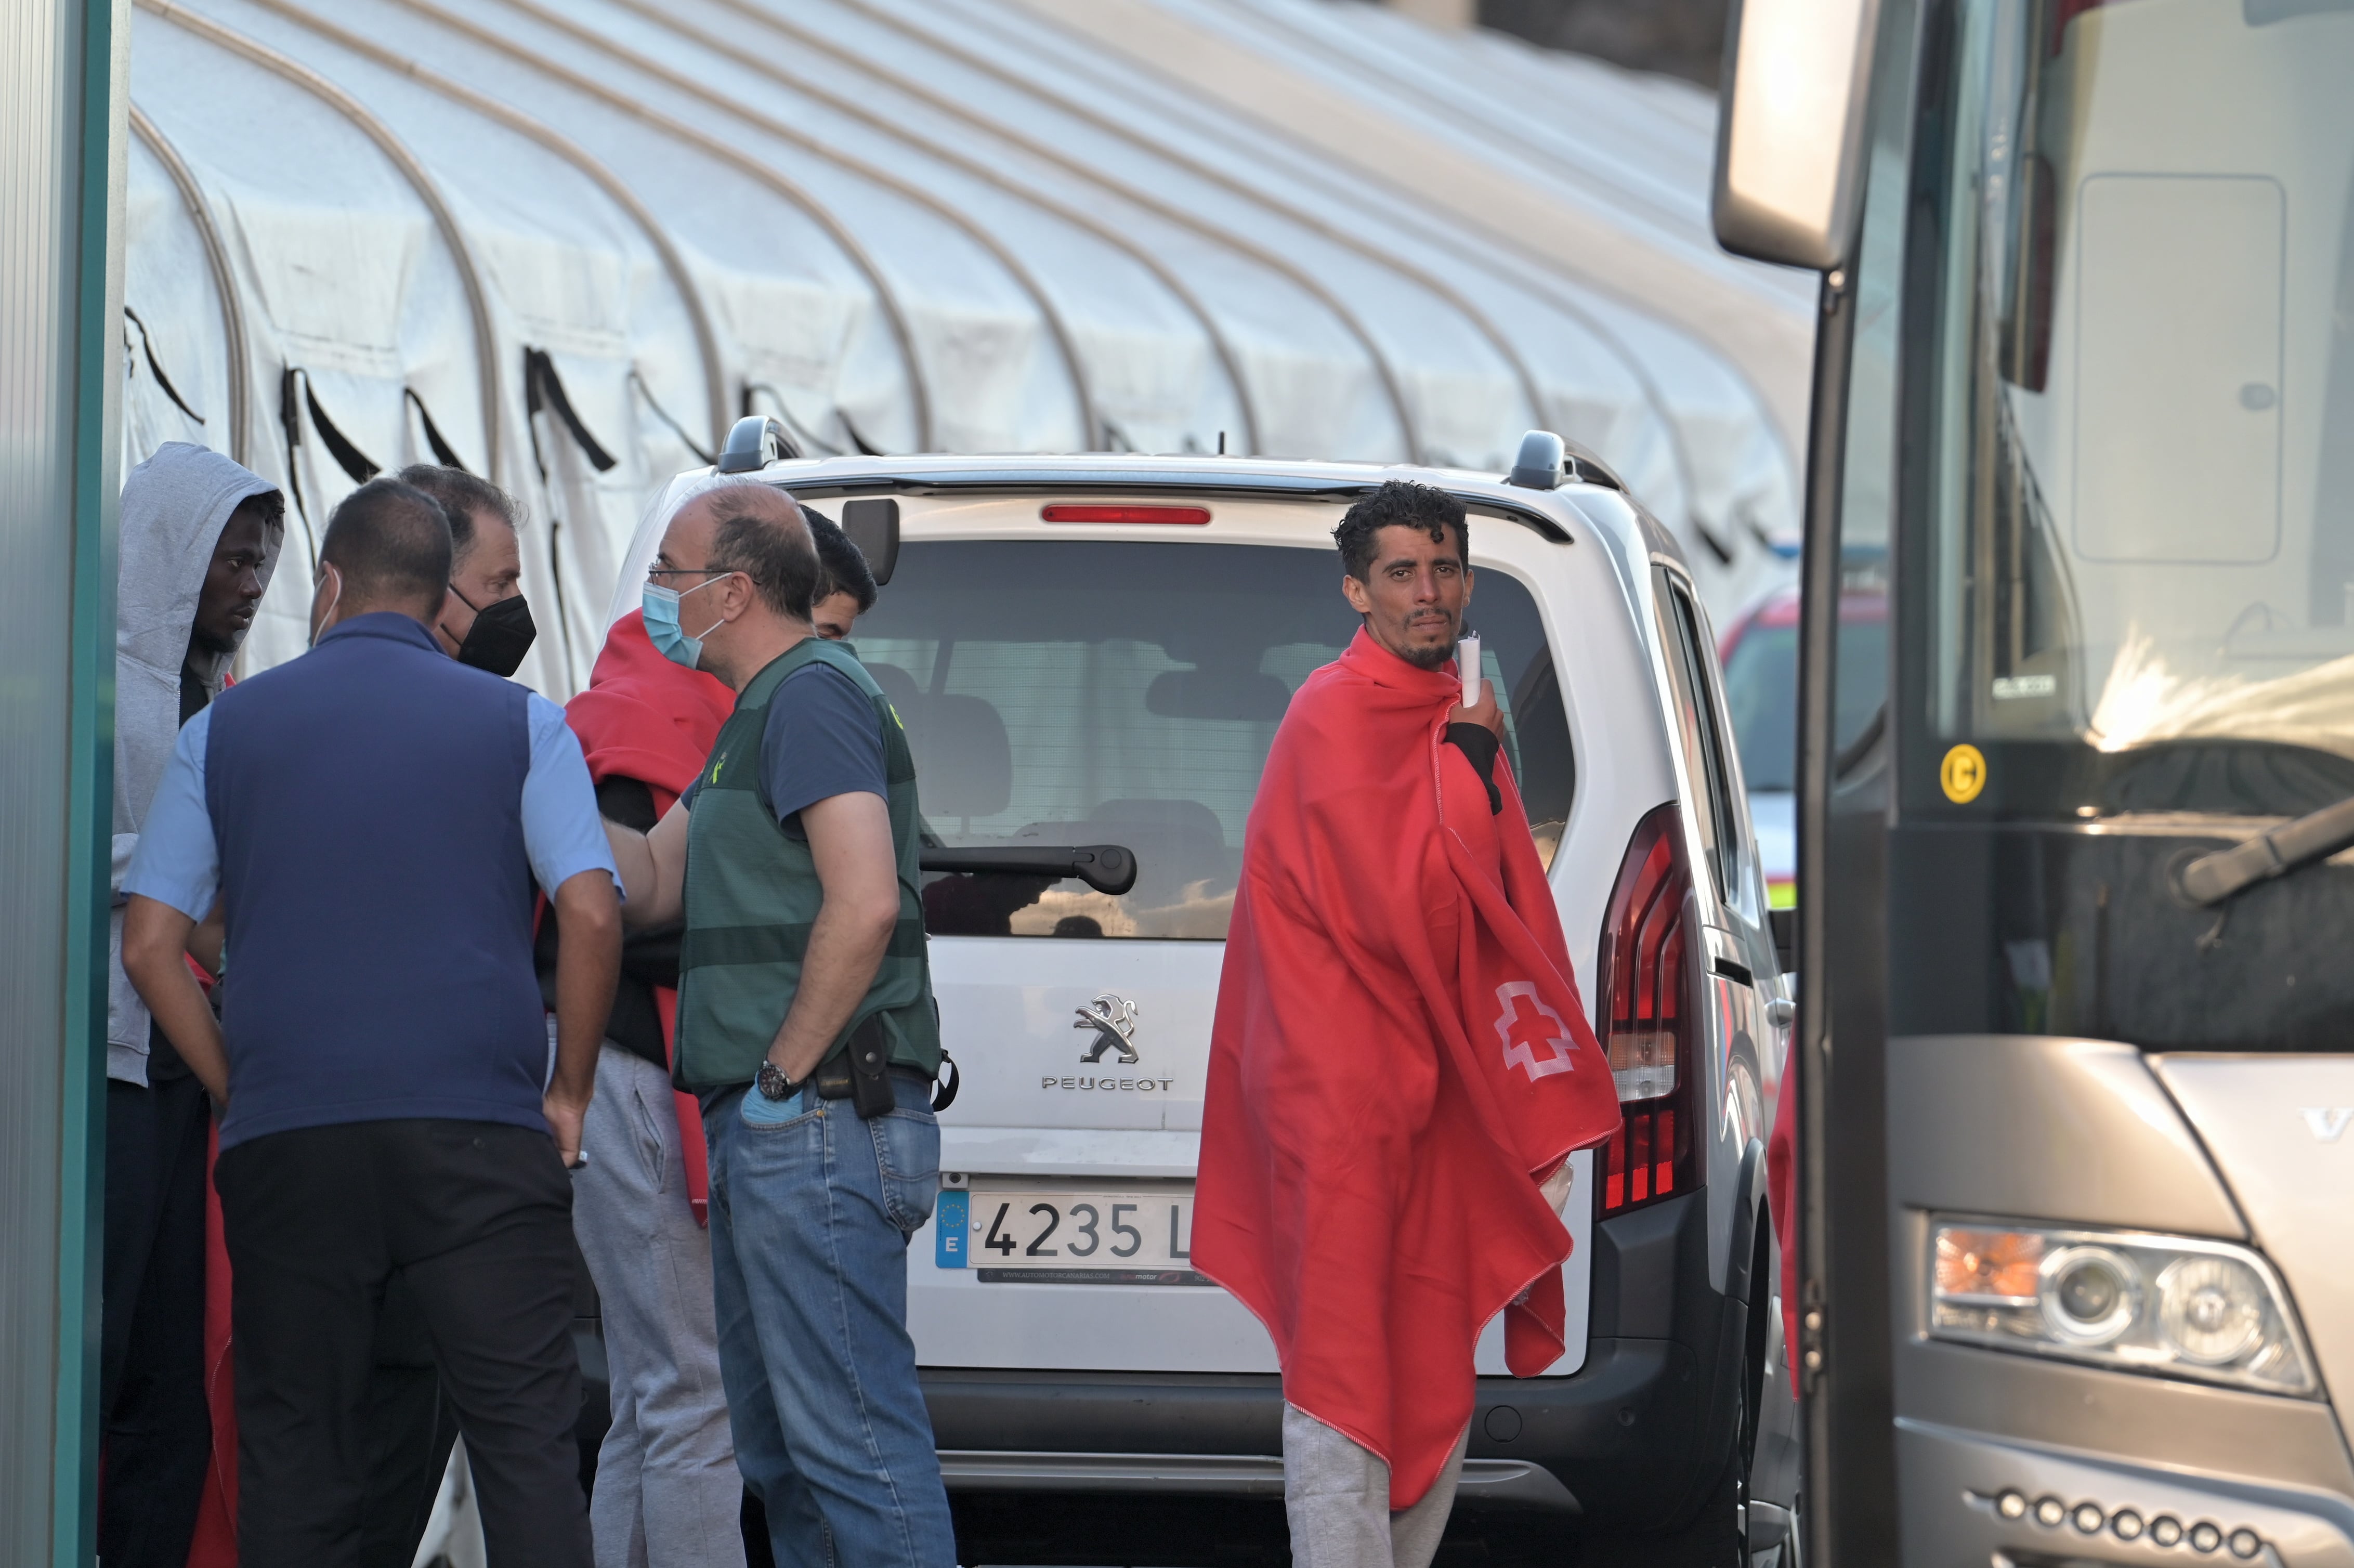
[205,613,542,1148]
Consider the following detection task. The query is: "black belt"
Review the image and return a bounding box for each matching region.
[810,1057,928,1100]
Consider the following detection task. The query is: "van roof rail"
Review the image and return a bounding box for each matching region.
[716,413,799,473]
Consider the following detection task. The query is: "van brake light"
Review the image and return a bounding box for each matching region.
[1040,503,1211,525]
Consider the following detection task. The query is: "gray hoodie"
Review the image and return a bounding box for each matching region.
[111,442,283,1086]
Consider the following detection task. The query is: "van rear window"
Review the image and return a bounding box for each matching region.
[855,539,1572,939]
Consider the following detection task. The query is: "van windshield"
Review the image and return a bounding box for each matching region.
[853,538,1574,939]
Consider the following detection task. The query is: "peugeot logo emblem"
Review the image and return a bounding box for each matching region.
[1076,992,1141,1064]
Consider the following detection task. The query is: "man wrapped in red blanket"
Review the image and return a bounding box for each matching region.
[1194,480,1623,1568]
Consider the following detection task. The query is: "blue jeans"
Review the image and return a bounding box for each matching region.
[703,1074,954,1567]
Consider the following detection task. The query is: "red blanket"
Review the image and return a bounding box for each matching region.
[187,1120,236,1568]
[566,609,737,1223]
[1194,630,1624,1508]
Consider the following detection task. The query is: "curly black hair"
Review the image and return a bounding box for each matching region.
[1331,479,1468,581]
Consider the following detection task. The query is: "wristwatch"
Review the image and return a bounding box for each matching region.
[756,1058,800,1102]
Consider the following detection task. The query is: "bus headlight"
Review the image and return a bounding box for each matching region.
[1929,1221,2317,1396]
[2040,1245,2140,1346]
[2157,1255,2266,1366]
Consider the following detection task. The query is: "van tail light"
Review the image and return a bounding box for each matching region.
[1594,804,1698,1216]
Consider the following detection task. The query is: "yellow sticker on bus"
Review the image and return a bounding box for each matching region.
[1940,743,1987,804]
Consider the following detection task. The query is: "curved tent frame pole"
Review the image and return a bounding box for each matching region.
[140,0,502,482]
[692,0,1417,459]
[608,0,1262,458]
[1119,69,1706,520]
[1031,0,1770,506]
[935,0,1705,524]
[1235,4,1713,260]
[127,105,252,467]
[787,0,1537,456]
[236,0,729,453]
[489,0,1101,454]
[1197,0,1767,517]
[378,0,936,455]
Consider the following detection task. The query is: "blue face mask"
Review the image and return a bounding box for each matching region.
[643,574,729,670]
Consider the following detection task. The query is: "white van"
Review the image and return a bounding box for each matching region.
[718,433,1798,1563]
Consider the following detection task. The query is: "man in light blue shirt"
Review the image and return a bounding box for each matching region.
[132,683,619,1040]
[122,477,619,1568]
[127,483,620,1568]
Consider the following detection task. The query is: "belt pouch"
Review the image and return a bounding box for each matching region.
[847,1015,894,1119]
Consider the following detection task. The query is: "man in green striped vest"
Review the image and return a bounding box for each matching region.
[602,480,953,1567]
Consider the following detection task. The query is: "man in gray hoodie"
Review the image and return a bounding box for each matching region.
[107,441,283,1567]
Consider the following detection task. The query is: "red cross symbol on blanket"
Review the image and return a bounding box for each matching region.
[1492,981,1577,1083]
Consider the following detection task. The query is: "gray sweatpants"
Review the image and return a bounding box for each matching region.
[573,1044,747,1568]
[1281,1403,1470,1568]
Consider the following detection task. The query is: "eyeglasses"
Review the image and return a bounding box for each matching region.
[645,565,725,580]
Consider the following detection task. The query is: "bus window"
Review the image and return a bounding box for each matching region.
[1920,0,2354,810]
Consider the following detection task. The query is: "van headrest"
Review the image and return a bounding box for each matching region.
[905,689,1012,821]
[868,660,922,718]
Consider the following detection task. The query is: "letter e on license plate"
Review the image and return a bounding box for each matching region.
[935,1188,970,1268]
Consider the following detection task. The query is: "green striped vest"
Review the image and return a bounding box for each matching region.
[673,637,939,1091]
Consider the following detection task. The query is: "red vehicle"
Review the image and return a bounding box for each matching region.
[1716,581,1887,914]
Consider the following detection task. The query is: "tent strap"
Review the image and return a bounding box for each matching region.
[123,307,206,426]
[524,347,617,475]
[403,388,467,472]
[630,369,713,466]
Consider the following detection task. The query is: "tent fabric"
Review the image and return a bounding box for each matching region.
[1015,0,1816,456]
[130,4,496,675]
[124,117,243,479]
[125,0,1807,700]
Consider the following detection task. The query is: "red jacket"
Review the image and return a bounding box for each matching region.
[565,609,737,812]
[563,610,737,1221]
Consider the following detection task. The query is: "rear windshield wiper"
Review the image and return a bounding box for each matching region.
[2176,796,2354,905]
[919,844,1137,897]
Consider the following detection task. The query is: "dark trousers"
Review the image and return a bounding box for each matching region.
[100,1074,213,1568]
[357,1273,463,1568]
[216,1118,592,1568]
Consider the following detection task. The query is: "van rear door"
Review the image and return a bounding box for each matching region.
[850,517,1585,1374]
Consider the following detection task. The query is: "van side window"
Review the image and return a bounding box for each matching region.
[1657,572,1742,904]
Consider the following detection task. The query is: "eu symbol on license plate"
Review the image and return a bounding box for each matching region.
[935,1188,970,1269]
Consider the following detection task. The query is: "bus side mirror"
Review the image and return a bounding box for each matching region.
[1711,0,1880,271]
[841,497,899,586]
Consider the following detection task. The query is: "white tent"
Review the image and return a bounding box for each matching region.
[124,0,1810,698]
[124,114,243,476]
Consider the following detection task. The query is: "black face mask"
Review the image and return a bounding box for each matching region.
[450,587,537,677]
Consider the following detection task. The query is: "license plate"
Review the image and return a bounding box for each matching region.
[936,1187,1208,1284]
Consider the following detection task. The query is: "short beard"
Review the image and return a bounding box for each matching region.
[188,624,244,659]
[1397,638,1454,671]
